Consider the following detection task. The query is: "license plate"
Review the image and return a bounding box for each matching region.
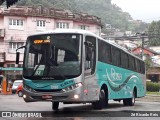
[42,95,52,99]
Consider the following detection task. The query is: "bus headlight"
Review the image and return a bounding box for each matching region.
[74,94,79,99]
[23,94,27,99]
[62,82,82,92]
[23,85,36,92]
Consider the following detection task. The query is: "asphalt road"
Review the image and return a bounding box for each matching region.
[0,94,160,120]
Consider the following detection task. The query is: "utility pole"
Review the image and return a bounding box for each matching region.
[141,36,144,59]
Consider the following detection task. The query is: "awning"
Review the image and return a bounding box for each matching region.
[0,67,22,71]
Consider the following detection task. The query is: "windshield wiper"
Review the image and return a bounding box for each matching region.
[31,62,42,77]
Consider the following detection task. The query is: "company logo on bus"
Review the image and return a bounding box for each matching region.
[111,68,122,80]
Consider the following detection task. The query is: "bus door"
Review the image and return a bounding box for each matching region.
[84,36,98,101]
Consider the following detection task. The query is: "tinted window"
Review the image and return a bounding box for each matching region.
[121,51,128,68]
[141,61,145,74]
[129,56,135,71]
[112,47,121,66]
[98,40,111,63]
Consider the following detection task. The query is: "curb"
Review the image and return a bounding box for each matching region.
[136,94,160,102]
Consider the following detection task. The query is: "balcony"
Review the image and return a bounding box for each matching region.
[0,29,5,37]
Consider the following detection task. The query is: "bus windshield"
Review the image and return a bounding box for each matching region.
[23,34,82,80]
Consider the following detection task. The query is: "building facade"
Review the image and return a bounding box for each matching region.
[0,6,102,80]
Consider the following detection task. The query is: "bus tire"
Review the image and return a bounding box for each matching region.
[128,91,135,106]
[92,89,106,109]
[123,91,135,106]
[52,102,59,110]
[123,99,129,106]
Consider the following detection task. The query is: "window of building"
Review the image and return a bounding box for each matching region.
[9,19,24,26]
[9,42,24,53]
[37,20,45,27]
[56,22,69,29]
[79,25,89,30]
[7,64,15,67]
[18,64,23,68]
[9,42,24,49]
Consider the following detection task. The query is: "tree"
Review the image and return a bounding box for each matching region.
[144,57,152,71]
[148,21,160,46]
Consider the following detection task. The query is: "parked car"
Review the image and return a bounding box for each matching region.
[16,84,23,97]
[12,80,23,94]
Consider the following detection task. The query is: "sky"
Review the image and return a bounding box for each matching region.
[112,0,160,23]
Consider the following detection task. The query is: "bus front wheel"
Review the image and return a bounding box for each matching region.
[52,102,59,110]
[92,89,107,109]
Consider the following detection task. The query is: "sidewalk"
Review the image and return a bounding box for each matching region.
[136,94,160,102]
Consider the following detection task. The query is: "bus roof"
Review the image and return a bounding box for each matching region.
[30,29,98,37]
[29,29,143,62]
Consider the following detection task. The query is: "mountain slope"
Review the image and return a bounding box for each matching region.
[16,0,148,32]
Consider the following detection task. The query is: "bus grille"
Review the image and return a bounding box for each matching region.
[32,96,68,100]
[34,89,62,92]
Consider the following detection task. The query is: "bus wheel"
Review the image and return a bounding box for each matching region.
[123,99,128,106]
[92,89,106,109]
[52,102,59,110]
[123,91,135,106]
[128,91,135,106]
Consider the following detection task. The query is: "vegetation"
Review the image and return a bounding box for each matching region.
[144,58,152,71]
[148,21,160,46]
[15,0,148,32]
[147,92,160,95]
[147,81,160,92]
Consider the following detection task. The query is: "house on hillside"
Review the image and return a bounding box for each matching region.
[149,46,160,54]
[132,47,159,59]
[147,64,160,83]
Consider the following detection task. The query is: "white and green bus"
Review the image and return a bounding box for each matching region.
[16,29,146,110]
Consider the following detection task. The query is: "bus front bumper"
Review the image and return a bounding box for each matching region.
[22,86,87,103]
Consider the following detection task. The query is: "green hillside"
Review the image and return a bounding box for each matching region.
[16,0,148,32]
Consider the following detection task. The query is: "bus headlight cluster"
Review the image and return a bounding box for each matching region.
[62,82,82,92]
[23,85,36,92]
[23,94,27,99]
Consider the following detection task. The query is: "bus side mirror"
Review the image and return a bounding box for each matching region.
[16,45,26,64]
[16,52,20,64]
